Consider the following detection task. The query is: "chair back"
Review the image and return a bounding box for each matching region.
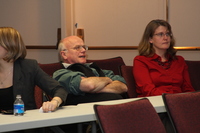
[94,98,166,133]
[87,56,125,75]
[34,86,43,109]
[39,62,63,77]
[162,91,200,133]
[119,65,137,98]
[185,60,200,91]
[38,56,125,76]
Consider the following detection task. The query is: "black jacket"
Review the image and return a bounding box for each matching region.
[13,58,67,110]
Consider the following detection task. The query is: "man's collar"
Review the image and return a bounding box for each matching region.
[62,62,92,68]
[62,63,71,68]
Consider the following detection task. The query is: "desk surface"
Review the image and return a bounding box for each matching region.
[78,95,166,113]
[0,95,166,132]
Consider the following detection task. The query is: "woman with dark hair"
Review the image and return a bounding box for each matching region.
[133,19,194,97]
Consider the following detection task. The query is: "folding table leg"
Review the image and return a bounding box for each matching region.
[91,121,97,133]
[78,123,83,133]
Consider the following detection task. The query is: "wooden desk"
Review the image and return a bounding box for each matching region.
[0,95,166,132]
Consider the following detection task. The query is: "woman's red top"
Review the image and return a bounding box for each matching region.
[133,54,195,97]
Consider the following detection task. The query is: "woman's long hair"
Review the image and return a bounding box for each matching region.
[138,19,177,59]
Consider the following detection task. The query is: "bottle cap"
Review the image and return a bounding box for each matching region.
[16,95,21,98]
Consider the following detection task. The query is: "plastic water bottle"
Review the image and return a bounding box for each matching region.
[14,95,24,116]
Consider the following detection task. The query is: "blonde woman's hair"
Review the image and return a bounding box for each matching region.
[138,19,177,59]
[0,27,26,62]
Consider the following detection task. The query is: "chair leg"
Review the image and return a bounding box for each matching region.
[50,126,65,133]
[77,121,97,133]
[77,123,83,133]
[91,121,97,133]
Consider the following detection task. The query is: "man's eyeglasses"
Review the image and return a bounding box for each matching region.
[72,45,88,51]
[154,32,172,38]
[62,45,88,52]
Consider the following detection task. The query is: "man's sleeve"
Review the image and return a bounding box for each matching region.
[102,69,127,84]
[53,69,85,95]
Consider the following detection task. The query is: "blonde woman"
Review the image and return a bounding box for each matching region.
[0,27,67,114]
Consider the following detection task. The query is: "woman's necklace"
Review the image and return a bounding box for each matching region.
[154,59,171,69]
[0,67,13,85]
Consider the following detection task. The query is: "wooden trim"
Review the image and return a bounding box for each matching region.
[26,46,57,49]
[26,46,200,51]
[166,0,169,22]
[174,47,200,50]
[88,46,138,50]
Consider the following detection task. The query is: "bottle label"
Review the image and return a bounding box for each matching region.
[14,104,24,113]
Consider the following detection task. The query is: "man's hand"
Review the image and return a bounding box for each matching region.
[42,97,62,112]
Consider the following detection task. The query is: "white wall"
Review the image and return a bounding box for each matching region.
[68,0,166,47]
[1,0,200,65]
[0,0,60,46]
[0,0,61,64]
[26,49,59,64]
[63,0,200,47]
[169,1,200,47]
[62,0,200,65]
